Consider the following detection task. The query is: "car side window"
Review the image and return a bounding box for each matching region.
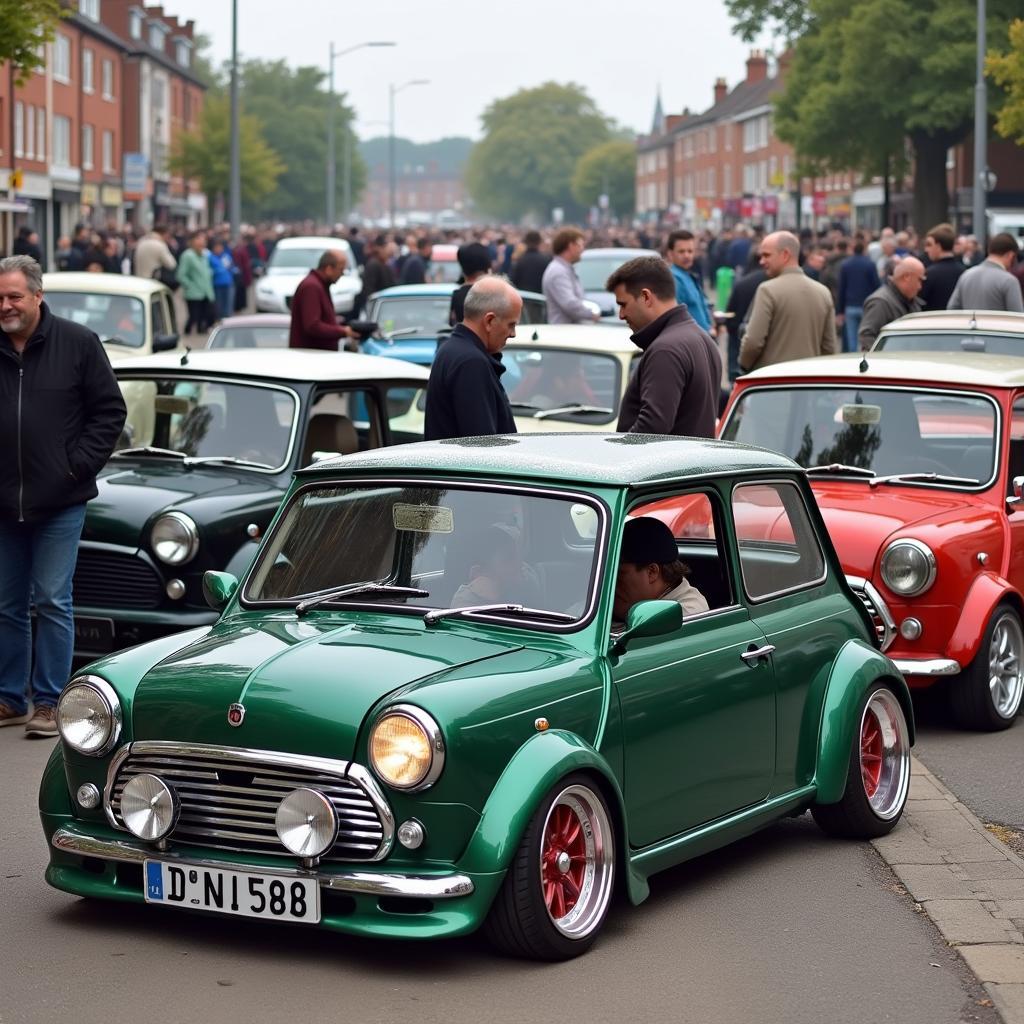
[385,386,424,444]
[630,492,733,612]
[303,389,383,463]
[151,296,168,337]
[731,481,826,600]
[1008,397,1024,498]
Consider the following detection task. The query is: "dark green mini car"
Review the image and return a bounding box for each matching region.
[41,434,914,960]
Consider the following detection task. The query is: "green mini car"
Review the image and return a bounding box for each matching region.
[40,434,914,960]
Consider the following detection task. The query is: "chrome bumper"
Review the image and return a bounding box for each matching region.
[51,827,475,900]
[891,658,961,677]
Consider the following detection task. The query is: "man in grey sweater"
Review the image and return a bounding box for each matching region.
[948,233,1023,313]
[858,257,925,350]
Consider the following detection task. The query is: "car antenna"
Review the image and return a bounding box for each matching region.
[968,310,977,330]
[180,346,191,366]
[859,355,869,373]
[532,330,539,341]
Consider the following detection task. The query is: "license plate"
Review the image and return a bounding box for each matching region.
[73,616,115,652]
[143,861,320,923]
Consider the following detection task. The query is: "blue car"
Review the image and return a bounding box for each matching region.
[363,284,548,365]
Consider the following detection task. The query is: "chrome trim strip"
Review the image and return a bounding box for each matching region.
[103,741,395,861]
[845,575,896,652]
[51,828,474,899]
[892,658,961,677]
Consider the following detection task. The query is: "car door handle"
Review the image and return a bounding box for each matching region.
[740,644,776,663]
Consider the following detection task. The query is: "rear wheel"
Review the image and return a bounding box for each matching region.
[484,775,615,961]
[949,604,1024,731]
[812,683,911,838]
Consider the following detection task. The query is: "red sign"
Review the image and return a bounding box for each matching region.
[763,194,779,215]
[813,191,827,216]
[740,198,754,219]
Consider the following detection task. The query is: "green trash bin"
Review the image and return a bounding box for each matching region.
[715,266,735,311]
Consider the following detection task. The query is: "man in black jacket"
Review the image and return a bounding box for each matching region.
[425,277,521,440]
[920,222,966,311]
[608,256,721,438]
[0,256,126,736]
[510,230,550,294]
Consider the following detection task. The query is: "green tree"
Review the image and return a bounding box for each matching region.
[727,0,1020,229]
[571,140,636,217]
[465,82,612,221]
[0,0,64,85]
[988,19,1024,145]
[170,94,284,215]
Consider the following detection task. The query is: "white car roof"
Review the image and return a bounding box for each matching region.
[113,348,430,383]
[878,310,1024,335]
[273,236,353,252]
[507,323,637,355]
[43,273,169,296]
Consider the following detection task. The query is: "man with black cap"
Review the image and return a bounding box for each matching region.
[448,242,492,326]
[613,517,708,625]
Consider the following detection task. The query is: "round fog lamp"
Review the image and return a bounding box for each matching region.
[166,578,186,600]
[397,819,425,850]
[275,788,338,858]
[900,617,923,640]
[121,773,178,841]
[77,783,101,810]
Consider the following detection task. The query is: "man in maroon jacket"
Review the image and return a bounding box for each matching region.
[288,250,354,351]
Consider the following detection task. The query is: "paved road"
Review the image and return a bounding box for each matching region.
[1,729,997,1024]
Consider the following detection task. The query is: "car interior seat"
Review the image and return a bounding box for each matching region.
[302,414,359,464]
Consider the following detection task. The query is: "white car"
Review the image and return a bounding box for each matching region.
[254,236,361,315]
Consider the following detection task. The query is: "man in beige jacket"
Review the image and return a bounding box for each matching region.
[739,231,837,372]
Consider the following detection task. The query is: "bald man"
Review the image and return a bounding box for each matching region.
[858,256,925,350]
[739,230,837,372]
[424,277,522,440]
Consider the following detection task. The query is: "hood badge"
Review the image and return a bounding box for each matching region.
[227,703,246,727]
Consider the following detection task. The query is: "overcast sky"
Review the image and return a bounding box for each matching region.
[166,0,769,143]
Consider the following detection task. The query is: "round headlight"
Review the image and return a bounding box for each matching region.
[57,676,122,756]
[121,773,179,841]
[275,788,338,858]
[150,511,199,565]
[880,539,936,597]
[369,705,445,792]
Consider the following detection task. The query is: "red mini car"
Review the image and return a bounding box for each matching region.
[711,351,1024,731]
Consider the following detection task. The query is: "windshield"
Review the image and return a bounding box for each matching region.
[577,255,633,291]
[372,296,452,337]
[245,483,604,626]
[430,261,463,284]
[46,291,145,347]
[115,377,297,470]
[873,332,1024,356]
[721,387,998,488]
[208,324,289,349]
[502,348,621,423]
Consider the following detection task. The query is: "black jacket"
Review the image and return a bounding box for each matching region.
[0,303,127,523]
[424,324,516,440]
[920,255,966,312]
[510,249,550,294]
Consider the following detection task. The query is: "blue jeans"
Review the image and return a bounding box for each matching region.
[0,503,86,713]
[843,306,864,353]
[214,284,235,321]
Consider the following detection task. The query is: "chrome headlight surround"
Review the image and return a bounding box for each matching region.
[150,511,199,566]
[57,675,122,756]
[880,539,937,597]
[369,704,445,793]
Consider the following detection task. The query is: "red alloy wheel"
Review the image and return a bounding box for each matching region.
[860,707,883,799]
[541,803,588,921]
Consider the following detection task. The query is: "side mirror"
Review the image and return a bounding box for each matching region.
[309,450,342,464]
[611,599,682,654]
[202,570,239,611]
[152,332,180,352]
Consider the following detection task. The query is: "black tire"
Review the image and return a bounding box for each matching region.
[812,683,911,839]
[948,603,1024,731]
[483,774,615,961]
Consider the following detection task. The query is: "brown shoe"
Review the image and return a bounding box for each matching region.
[25,705,58,738]
[0,702,31,727]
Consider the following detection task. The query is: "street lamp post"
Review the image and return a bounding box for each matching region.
[228,0,240,239]
[389,79,429,228]
[972,0,987,245]
[326,41,395,228]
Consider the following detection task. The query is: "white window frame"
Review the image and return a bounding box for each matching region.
[26,104,35,160]
[102,59,114,101]
[82,48,94,92]
[82,123,94,170]
[175,40,191,67]
[130,10,143,38]
[53,34,71,83]
[36,108,45,161]
[53,115,71,167]
[14,102,24,158]
[79,0,100,20]
[149,22,168,51]
[102,129,114,173]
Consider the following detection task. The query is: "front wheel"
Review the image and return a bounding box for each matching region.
[812,683,911,839]
[483,774,616,961]
[949,604,1024,731]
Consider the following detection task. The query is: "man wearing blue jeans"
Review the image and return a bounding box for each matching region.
[837,240,880,352]
[0,255,126,736]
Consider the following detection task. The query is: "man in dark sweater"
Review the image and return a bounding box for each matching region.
[510,230,550,293]
[288,249,354,351]
[837,240,879,352]
[425,277,522,440]
[920,222,966,311]
[607,256,721,438]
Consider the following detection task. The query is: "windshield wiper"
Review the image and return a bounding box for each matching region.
[869,472,979,488]
[507,401,541,412]
[295,582,429,616]
[804,464,876,478]
[423,603,575,626]
[533,403,614,420]
[110,446,187,459]
[184,455,276,470]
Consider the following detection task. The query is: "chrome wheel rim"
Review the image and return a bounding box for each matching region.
[860,690,910,820]
[538,785,614,939]
[987,613,1024,719]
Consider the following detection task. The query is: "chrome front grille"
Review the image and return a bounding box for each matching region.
[846,575,896,652]
[105,742,393,862]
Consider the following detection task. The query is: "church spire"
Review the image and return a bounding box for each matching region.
[651,86,665,135]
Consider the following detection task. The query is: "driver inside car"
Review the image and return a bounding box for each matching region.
[452,524,529,607]
[613,516,708,626]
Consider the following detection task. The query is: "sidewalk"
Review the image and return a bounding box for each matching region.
[874,757,1024,1023]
